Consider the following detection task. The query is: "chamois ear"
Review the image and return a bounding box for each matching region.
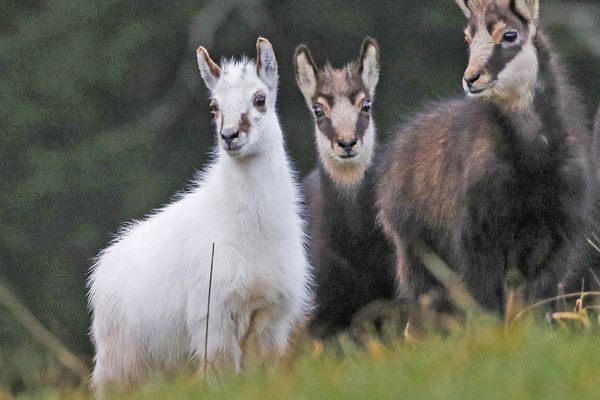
[256,37,278,91]
[358,37,380,97]
[513,0,539,24]
[294,45,319,105]
[455,0,471,18]
[196,46,221,91]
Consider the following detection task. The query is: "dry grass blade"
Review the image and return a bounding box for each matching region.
[0,279,89,380]
[413,241,484,316]
[551,311,591,329]
[510,291,600,328]
[586,237,600,254]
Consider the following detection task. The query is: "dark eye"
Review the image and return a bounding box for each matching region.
[465,36,471,47]
[502,31,518,43]
[313,104,324,118]
[361,99,372,113]
[253,94,266,108]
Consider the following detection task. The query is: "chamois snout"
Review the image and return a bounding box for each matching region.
[220,126,245,153]
[463,72,482,91]
[218,111,253,155]
[220,128,241,148]
[336,137,358,158]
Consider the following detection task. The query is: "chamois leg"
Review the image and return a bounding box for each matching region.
[91,341,146,399]
[189,311,243,375]
[309,250,370,337]
[400,243,447,306]
[461,246,505,314]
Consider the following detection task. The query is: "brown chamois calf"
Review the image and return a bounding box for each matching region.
[377,0,594,314]
[295,38,396,338]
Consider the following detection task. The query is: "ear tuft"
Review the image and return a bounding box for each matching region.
[513,0,539,24]
[196,46,221,90]
[455,0,471,18]
[256,37,278,91]
[359,37,380,97]
[294,45,319,106]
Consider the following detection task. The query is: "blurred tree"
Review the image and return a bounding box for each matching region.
[1,0,599,392]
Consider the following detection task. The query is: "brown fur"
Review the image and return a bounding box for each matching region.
[239,112,251,132]
[296,39,395,338]
[377,26,593,313]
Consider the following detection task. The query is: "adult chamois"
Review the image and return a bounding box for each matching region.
[377,0,593,314]
[295,38,395,338]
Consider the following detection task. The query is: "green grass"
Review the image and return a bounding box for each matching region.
[7,318,600,400]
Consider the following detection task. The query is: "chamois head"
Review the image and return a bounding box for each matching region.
[456,0,540,110]
[196,37,279,159]
[294,37,380,187]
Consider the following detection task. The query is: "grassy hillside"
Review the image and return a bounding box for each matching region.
[8,314,600,400]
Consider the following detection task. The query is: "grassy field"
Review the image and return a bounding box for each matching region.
[5,314,600,400]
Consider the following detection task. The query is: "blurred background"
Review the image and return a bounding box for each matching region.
[1,0,599,394]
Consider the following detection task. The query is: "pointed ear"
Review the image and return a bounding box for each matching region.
[196,46,221,91]
[256,37,278,91]
[513,0,539,24]
[294,45,319,105]
[455,0,471,18]
[358,37,380,97]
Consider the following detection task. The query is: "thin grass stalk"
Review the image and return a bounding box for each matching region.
[203,243,216,384]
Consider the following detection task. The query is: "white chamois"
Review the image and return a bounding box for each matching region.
[88,37,310,395]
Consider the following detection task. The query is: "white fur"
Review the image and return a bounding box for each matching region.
[361,44,380,97]
[493,40,538,111]
[88,41,310,396]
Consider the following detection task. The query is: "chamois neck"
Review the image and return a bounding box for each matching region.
[319,165,365,199]
[530,32,564,131]
[217,124,289,192]
[319,159,369,191]
[497,31,569,161]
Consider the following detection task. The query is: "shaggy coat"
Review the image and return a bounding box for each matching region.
[304,167,395,337]
[295,39,395,338]
[569,106,600,293]
[88,38,310,395]
[377,20,593,313]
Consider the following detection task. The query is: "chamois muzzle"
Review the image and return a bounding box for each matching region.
[464,73,481,90]
[221,129,241,150]
[336,138,358,158]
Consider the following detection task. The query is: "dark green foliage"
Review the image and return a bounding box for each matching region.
[1,0,599,393]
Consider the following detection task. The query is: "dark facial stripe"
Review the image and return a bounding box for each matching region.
[355,113,370,141]
[485,43,522,79]
[317,117,337,144]
[509,0,528,25]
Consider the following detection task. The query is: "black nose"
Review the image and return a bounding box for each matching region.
[464,73,481,88]
[221,131,240,144]
[336,138,358,151]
